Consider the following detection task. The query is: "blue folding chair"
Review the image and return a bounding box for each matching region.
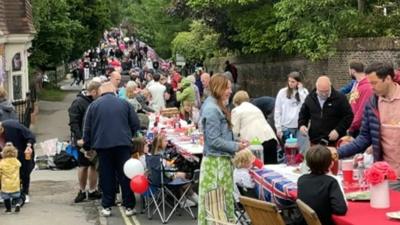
[145,154,198,223]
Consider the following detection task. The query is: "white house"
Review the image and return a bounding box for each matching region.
[0,0,35,100]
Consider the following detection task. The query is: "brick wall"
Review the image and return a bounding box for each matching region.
[205,37,400,97]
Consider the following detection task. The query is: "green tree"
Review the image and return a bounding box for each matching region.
[120,0,190,58]
[172,20,220,61]
[273,0,357,60]
[30,0,82,69]
[229,2,279,54]
[67,0,113,60]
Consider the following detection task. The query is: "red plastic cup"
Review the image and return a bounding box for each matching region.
[342,170,354,184]
[341,159,354,185]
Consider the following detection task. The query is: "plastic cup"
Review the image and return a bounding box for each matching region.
[341,160,354,184]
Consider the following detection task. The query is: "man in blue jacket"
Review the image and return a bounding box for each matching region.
[335,62,400,187]
[83,81,140,217]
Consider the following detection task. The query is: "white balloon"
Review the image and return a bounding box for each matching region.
[123,158,144,179]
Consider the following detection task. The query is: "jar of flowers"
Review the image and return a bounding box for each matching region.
[364,161,397,208]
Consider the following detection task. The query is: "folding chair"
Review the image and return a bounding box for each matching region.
[296,199,322,225]
[235,185,256,225]
[145,154,198,224]
[239,196,286,225]
[204,187,236,225]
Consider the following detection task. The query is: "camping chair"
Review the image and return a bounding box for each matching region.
[239,196,286,225]
[234,184,256,225]
[145,154,198,224]
[296,199,322,225]
[204,187,236,225]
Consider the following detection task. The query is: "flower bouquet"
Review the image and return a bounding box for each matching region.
[364,161,397,185]
[364,161,397,208]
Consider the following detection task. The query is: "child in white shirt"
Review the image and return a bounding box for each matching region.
[233,149,256,200]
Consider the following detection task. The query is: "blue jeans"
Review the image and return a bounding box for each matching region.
[1,191,20,200]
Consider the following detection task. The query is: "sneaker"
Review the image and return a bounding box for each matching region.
[125,208,136,216]
[25,195,30,204]
[180,199,196,208]
[88,190,102,200]
[15,204,20,213]
[4,209,11,214]
[101,208,112,217]
[74,191,86,203]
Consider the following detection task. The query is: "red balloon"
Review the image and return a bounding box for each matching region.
[253,158,264,169]
[130,175,149,194]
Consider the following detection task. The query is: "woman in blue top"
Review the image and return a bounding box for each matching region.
[197,74,248,225]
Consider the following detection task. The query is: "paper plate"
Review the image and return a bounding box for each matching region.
[386,211,400,220]
[345,191,370,201]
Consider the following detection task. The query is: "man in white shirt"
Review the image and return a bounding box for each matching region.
[147,73,166,112]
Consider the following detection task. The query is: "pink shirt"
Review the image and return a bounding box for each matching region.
[349,77,373,132]
[379,83,400,175]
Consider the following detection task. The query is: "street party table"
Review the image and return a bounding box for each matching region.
[333,190,400,225]
[147,114,204,161]
[252,165,400,224]
[250,164,299,208]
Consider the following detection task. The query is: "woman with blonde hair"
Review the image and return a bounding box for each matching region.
[232,90,278,164]
[125,81,142,112]
[197,73,248,225]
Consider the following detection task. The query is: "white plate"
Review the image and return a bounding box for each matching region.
[345,191,370,201]
[386,211,400,220]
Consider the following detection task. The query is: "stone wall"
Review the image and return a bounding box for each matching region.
[204,37,400,97]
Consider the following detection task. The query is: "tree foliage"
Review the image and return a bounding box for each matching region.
[30,0,114,69]
[171,20,220,61]
[30,0,81,69]
[119,0,190,59]
[29,0,400,68]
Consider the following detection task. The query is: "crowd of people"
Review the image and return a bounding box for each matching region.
[2,25,400,224]
[60,27,400,224]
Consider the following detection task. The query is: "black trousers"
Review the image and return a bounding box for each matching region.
[262,139,278,164]
[18,152,35,195]
[97,146,135,209]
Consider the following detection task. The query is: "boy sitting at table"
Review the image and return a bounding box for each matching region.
[297,145,347,225]
[233,149,257,199]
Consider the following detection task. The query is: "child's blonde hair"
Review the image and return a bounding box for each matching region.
[2,142,18,158]
[233,149,255,169]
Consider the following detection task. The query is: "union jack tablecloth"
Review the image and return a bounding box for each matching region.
[250,168,298,208]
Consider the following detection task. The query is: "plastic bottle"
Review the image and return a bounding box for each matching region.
[284,135,299,166]
[357,160,366,190]
[249,138,264,162]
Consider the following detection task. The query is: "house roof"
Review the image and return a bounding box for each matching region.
[0,0,35,35]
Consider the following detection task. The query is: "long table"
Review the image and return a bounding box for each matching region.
[252,164,400,224]
[333,190,400,225]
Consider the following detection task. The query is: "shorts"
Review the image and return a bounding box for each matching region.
[78,151,95,167]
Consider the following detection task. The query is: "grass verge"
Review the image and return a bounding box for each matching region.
[38,86,66,101]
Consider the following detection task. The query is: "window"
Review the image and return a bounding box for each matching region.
[13,75,22,100]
